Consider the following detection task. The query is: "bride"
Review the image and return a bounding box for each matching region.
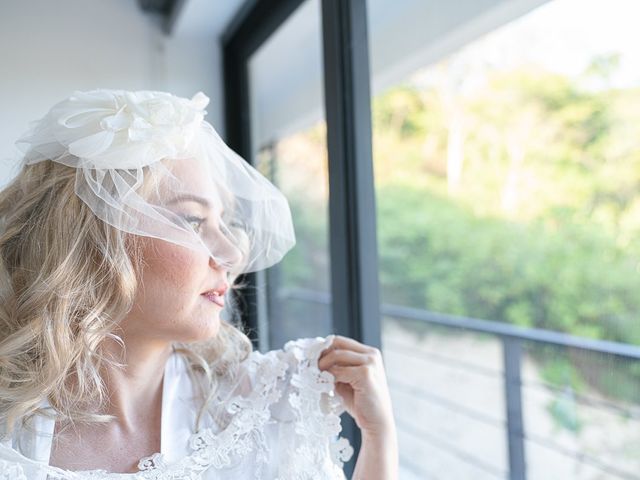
[0,89,398,479]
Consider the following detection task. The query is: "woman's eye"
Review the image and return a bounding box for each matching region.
[184,216,205,233]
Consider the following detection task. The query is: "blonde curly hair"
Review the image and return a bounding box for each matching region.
[0,159,254,438]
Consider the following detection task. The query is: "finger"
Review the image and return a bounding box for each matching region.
[324,335,375,356]
[326,364,367,386]
[318,349,371,371]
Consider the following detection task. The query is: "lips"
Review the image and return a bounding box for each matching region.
[201,283,228,308]
[202,291,225,307]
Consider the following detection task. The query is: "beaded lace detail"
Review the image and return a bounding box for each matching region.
[0,337,354,479]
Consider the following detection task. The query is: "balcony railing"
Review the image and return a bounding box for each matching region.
[280,286,640,480]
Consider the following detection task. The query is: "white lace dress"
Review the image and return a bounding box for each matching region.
[0,336,354,480]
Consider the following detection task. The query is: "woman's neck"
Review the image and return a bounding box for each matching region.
[99,335,173,432]
[49,337,173,473]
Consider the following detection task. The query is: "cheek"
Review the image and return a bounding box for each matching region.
[138,245,206,314]
[154,250,201,291]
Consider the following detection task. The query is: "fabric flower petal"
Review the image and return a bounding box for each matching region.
[191,91,210,110]
[99,105,130,132]
[68,130,115,158]
[57,107,114,128]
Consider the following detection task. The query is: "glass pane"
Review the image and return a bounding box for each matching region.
[248,0,330,350]
[368,0,640,478]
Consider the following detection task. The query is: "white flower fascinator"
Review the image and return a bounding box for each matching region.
[14,89,296,274]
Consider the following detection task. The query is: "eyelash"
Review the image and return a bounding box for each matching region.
[183,215,242,235]
[184,215,206,233]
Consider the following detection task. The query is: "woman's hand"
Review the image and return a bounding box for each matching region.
[318,335,399,479]
[317,335,396,438]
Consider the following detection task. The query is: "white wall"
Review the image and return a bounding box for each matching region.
[0,0,225,187]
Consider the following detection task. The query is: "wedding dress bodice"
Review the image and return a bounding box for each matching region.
[0,336,354,479]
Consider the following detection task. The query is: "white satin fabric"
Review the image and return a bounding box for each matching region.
[0,336,354,479]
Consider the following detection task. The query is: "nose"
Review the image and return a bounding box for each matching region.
[207,234,245,271]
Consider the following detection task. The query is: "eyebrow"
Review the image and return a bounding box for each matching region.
[166,194,211,208]
[166,194,226,216]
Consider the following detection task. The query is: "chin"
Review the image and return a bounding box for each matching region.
[170,314,221,343]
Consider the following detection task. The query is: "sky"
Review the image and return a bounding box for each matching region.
[412,0,640,91]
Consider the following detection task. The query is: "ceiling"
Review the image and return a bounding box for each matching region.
[138,0,248,38]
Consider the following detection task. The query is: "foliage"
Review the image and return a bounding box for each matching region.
[371,62,640,413]
[279,60,640,415]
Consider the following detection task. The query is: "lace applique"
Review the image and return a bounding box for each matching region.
[137,452,167,472]
[277,337,355,479]
[0,460,27,480]
[183,348,292,478]
[330,437,355,467]
[0,336,353,479]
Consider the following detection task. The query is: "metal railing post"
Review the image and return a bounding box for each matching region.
[503,337,527,480]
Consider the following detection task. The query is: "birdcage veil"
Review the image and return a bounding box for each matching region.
[14,89,296,274]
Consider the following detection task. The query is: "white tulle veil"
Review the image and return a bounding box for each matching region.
[14,89,296,274]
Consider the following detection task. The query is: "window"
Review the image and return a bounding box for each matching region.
[368,0,640,478]
[247,0,331,350]
[225,0,640,478]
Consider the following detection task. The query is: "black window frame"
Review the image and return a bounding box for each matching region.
[222,0,381,475]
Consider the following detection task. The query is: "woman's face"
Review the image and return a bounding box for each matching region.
[124,236,230,344]
[121,157,242,344]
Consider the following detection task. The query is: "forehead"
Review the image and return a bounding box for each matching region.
[162,157,226,209]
